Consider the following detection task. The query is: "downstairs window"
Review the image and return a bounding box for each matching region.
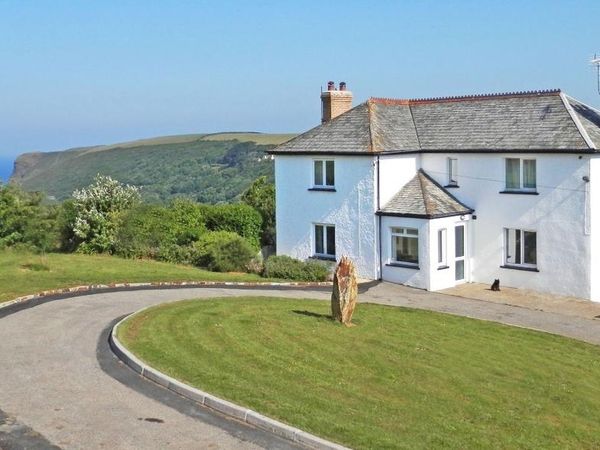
[391,227,419,266]
[505,228,537,268]
[314,224,335,258]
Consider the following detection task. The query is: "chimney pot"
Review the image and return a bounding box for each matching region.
[320,80,353,123]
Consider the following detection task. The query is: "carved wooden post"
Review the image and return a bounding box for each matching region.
[331,256,358,325]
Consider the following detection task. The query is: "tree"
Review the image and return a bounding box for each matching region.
[241,176,275,247]
[0,184,58,251]
[70,174,140,254]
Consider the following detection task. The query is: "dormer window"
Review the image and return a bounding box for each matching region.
[313,160,335,188]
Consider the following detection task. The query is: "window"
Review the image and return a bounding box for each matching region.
[505,228,537,268]
[455,225,465,281]
[448,158,458,186]
[315,224,335,258]
[313,160,335,187]
[391,227,419,265]
[505,158,536,191]
[437,228,447,267]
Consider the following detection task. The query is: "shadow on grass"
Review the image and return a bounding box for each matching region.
[292,310,333,320]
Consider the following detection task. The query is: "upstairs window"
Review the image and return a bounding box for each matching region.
[315,224,335,258]
[391,227,419,266]
[505,158,536,191]
[505,228,537,268]
[447,158,458,186]
[314,160,335,188]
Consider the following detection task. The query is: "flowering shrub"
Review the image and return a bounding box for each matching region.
[71,175,140,254]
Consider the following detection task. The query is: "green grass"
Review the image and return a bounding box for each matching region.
[0,250,267,304]
[119,297,600,449]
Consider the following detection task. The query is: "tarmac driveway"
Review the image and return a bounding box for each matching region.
[0,287,330,449]
[2,282,600,449]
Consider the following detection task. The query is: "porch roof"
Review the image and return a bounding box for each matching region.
[377,169,474,219]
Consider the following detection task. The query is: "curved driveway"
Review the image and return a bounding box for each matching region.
[2,283,600,449]
[0,287,329,449]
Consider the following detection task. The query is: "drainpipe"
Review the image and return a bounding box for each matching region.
[376,155,383,280]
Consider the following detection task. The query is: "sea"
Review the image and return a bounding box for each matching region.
[0,156,15,182]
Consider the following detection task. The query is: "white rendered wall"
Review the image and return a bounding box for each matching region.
[378,154,420,207]
[380,217,429,289]
[421,153,592,299]
[275,155,378,279]
[381,214,473,291]
[589,157,600,301]
[427,215,473,291]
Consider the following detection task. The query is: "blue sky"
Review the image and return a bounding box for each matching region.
[1,0,600,180]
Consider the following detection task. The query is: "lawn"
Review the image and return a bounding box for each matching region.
[0,250,267,304]
[119,297,600,449]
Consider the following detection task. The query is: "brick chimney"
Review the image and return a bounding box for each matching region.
[321,81,353,123]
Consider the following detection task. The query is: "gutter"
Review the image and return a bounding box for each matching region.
[266,148,599,156]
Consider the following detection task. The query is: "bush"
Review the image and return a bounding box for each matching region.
[69,174,141,254]
[200,203,262,250]
[192,231,255,272]
[263,255,329,282]
[168,198,206,246]
[114,201,205,262]
[241,176,275,247]
[114,205,173,259]
[0,184,59,252]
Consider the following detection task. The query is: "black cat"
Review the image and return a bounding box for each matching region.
[491,279,500,291]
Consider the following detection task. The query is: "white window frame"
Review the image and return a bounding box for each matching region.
[447,158,458,186]
[437,228,447,267]
[313,159,335,188]
[314,223,335,258]
[505,158,536,192]
[504,228,537,269]
[390,227,419,266]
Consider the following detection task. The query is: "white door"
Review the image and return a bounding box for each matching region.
[455,224,466,282]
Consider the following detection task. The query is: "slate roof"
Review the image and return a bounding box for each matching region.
[271,89,600,154]
[377,170,474,218]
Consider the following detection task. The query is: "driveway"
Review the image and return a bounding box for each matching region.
[2,283,600,449]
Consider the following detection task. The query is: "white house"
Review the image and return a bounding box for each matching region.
[270,82,600,301]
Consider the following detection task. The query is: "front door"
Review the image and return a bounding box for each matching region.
[455,225,465,282]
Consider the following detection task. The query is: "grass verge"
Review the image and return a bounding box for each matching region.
[119,297,600,449]
[0,250,268,304]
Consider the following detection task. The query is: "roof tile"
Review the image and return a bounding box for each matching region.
[379,170,473,218]
[271,90,600,154]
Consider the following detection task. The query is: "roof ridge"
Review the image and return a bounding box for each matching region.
[564,94,600,115]
[416,169,429,215]
[418,169,475,213]
[370,89,561,106]
[366,99,376,152]
[369,98,410,106]
[559,92,596,150]
[408,103,422,150]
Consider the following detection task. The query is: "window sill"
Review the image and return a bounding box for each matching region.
[386,262,420,270]
[444,185,459,189]
[310,255,336,262]
[500,265,539,272]
[437,265,450,271]
[308,187,336,192]
[499,190,539,195]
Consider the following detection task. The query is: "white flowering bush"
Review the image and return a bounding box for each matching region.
[71,174,140,254]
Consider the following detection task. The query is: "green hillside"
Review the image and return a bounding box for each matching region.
[10,132,295,203]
